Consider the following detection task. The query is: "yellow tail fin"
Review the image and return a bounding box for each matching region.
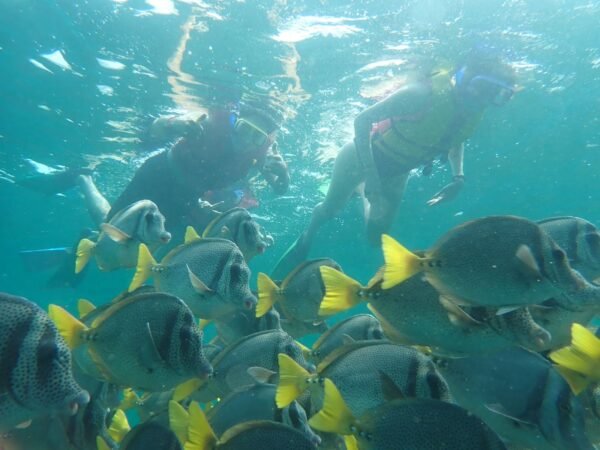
[48,304,87,349]
[344,435,360,450]
[108,409,130,443]
[128,243,158,292]
[319,266,362,316]
[77,298,96,319]
[172,378,204,402]
[168,400,190,445]
[96,436,111,450]
[185,226,202,244]
[186,401,217,450]
[308,378,355,435]
[570,323,600,359]
[256,272,279,318]
[554,365,591,395]
[75,238,96,274]
[118,388,139,411]
[276,353,312,408]
[381,234,422,289]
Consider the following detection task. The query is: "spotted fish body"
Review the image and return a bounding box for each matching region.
[422,216,589,307]
[311,341,450,417]
[214,421,317,450]
[194,329,312,402]
[0,292,89,433]
[202,207,272,261]
[54,292,212,392]
[119,421,182,450]
[147,238,257,319]
[435,347,594,450]
[537,216,600,281]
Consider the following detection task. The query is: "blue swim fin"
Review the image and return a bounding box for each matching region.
[19,248,71,272]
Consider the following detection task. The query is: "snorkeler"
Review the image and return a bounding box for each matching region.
[77,104,290,236]
[273,51,517,278]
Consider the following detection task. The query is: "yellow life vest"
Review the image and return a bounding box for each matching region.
[371,70,485,169]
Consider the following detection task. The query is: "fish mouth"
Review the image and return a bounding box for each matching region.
[161,232,172,243]
[64,389,90,415]
[243,296,257,310]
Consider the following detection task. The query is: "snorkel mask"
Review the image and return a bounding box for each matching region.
[455,66,515,107]
[232,117,271,151]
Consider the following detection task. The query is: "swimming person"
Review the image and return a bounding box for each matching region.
[273,52,516,278]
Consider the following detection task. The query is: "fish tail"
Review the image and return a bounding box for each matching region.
[308,378,355,435]
[276,353,312,408]
[184,225,201,244]
[128,243,157,292]
[256,272,279,318]
[75,238,95,273]
[344,436,360,450]
[172,378,204,402]
[186,401,217,450]
[107,409,130,443]
[554,365,591,395]
[318,266,363,315]
[77,298,96,319]
[48,304,87,349]
[381,234,422,289]
[168,400,190,445]
[118,388,140,411]
[96,436,111,450]
[570,323,600,359]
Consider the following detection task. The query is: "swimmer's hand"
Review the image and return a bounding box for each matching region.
[262,154,290,194]
[426,175,464,206]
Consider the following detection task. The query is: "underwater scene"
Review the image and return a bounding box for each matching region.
[2,0,600,449]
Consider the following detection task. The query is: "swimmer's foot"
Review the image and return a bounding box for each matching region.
[271,232,311,280]
[17,166,92,195]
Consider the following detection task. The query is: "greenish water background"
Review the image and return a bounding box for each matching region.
[1,0,599,321]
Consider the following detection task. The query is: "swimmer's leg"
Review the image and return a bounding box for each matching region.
[77,175,110,227]
[272,142,363,278]
[365,172,408,246]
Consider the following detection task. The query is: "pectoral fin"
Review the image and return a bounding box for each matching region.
[439,295,482,328]
[515,245,543,280]
[101,223,131,243]
[485,403,536,428]
[139,322,165,371]
[187,265,213,295]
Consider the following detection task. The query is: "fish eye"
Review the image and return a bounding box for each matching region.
[370,326,384,340]
[37,339,59,364]
[230,264,243,282]
[552,248,567,262]
[145,213,157,224]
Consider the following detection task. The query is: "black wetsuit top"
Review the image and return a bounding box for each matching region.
[107,123,266,232]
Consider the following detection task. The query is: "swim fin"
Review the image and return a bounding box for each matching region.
[270,234,310,280]
[19,248,71,272]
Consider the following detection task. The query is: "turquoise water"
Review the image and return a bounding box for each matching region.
[1,1,600,448]
[2,0,599,307]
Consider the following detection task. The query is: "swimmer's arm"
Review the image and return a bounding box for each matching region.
[447,144,464,178]
[260,144,290,195]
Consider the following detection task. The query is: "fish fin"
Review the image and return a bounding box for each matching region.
[496,306,522,315]
[75,238,96,273]
[294,340,312,360]
[184,226,201,244]
[438,296,482,328]
[381,234,422,289]
[554,365,591,395]
[276,353,312,408]
[340,334,356,346]
[118,388,140,410]
[219,225,231,238]
[366,304,407,343]
[140,322,165,370]
[318,266,362,315]
[247,366,277,384]
[378,369,405,402]
[101,223,131,243]
[48,304,87,349]
[96,436,111,450]
[484,403,535,427]
[186,265,213,294]
[308,378,354,435]
[168,400,190,445]
[128,243,157,292]
[107,409,130,443]
[570,323,600,359]
[173,378,204,402]
[199,318,211,330]
[15,419,32,429]
[256,272,279,317]
[344,436,360,450]
[515,245,542,279]
[77,298,97,319]
[186,401,217,450]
